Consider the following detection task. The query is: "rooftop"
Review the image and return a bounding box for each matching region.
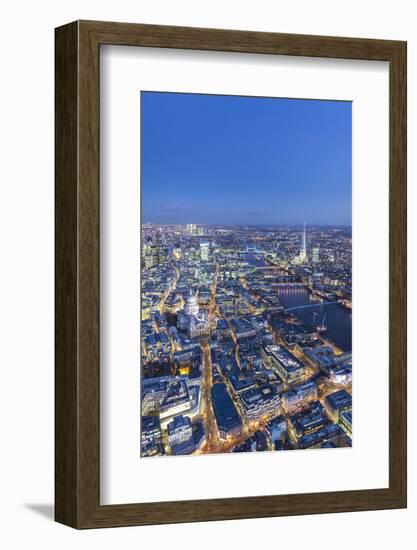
[265,345,304,373]
[167,414,192,434]
[160,379,190,410]
[340,409,352,425]
[211,383,242,431]
[141,415,160,433]
[325,389,352,410]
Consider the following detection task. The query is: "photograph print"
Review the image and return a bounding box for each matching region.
[140,91,352,458]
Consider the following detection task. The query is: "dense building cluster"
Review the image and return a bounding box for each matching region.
[141,223,352,456]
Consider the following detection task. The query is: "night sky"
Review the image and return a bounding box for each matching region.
[141,92,352,226]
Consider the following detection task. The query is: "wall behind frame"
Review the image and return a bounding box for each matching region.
[0,0,414,548]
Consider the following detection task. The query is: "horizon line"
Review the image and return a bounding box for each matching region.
[142,222,352,228]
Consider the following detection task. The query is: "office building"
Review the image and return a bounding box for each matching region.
[338,408,352,438]
[297,423,342,449]
[238,383,280,423]
[289,408,326,438]
[141,377,171,415]
[265,415,287,442]
[281,379,318,413]
[167,415,195,455]
[211,383,242,439]
[324,389,352,422]
[304,346,352,384]
[159,379,192,425]
[200,241,209,261]
[141,415,163,457]
[262,345,305,384]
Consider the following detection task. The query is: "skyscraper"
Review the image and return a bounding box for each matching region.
[200,241,209,261]
[299,222,307,262]
[312,247,320,263]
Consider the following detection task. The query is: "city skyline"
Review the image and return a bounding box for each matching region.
[143,222,352,228]
[141,92,352,226]
[140,93,352,458]
[141,223,352,457]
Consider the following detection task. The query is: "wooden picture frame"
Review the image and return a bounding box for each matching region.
[55,20,407,528]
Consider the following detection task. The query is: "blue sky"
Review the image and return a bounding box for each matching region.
[141,92,351,226]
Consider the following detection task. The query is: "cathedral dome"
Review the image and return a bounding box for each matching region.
[184,289,199,315]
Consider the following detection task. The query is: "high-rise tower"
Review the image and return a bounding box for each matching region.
[299,222,307,262]
[200,241,209,262]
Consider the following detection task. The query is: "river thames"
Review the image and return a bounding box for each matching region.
[242,253,351,352]
[277,289,352,352]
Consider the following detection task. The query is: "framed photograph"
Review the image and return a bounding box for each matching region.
[55,20,406,528]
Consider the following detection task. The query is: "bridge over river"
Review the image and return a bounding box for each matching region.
[284,301,336,312]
